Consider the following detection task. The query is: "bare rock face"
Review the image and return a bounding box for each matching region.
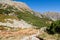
[0,19,33,28]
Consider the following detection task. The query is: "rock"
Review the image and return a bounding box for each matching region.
[0,19,33,28]
[21,36,40,40]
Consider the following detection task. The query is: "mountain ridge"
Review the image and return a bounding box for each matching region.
[0,0,51,28]
[44,12,60,21]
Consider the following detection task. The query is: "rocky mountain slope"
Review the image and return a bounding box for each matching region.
[0,0,32,13]
[0,0,51,28]
[44,12,60,21]
[0,0,59,40]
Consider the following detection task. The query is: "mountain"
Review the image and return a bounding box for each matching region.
[0,0,32,12]
[44,12,60,21]
[0,0,51,29]
[0,0,58,40]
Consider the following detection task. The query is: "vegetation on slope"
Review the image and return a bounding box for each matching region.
[0,3,51,28]
[0,14,18,22]
[16,11,51,28]
[46,20,60,34]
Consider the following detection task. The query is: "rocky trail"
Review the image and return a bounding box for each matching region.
[0,28,41,40]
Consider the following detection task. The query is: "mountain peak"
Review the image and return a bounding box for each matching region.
[0,0,32,12]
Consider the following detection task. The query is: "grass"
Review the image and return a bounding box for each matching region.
[16,11,51,28]
[0,14,18,22]
[38,31,59,40]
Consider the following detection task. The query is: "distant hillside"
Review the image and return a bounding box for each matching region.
[44,12,60,21]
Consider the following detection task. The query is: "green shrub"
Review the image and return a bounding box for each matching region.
[46,20,60,34]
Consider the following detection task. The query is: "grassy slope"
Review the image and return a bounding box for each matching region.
[0,14,18,22]
[0,3,51,28]
[16,11,51,28]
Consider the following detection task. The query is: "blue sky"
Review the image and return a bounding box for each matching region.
[13,0,60,13]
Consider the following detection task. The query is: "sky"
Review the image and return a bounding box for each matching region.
[13,0,60,13]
